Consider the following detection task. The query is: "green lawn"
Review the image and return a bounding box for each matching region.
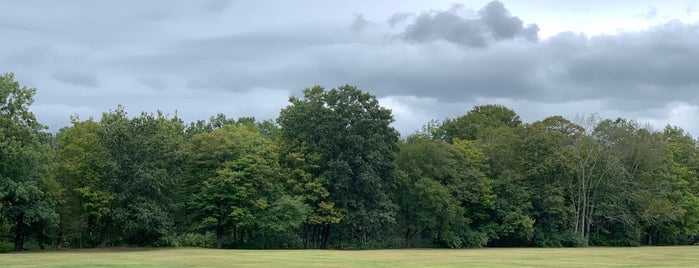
[1,246,697,267]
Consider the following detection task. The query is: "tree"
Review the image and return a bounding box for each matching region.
[277,139,343,249]
[582,118,671,246]
[187,124,308,248]
[54,117,112,248]
[519,117,579,246]
[97,108,185,246]
[277,85,400,248]
[436,104,521,142]
[652,126,699,244]
[395,136,493,248]
[0,73,58,251]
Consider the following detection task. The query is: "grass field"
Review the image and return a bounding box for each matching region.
[1,246,697,268]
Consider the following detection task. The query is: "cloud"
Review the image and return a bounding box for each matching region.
[351,14,370,32]
[2,0,699,138]
[200,0,230,13]
[139,77,166,90]
[52,70,100,87]
[387,12,414,27]
[399,1,539,47]
[642,7,659,20]
[479,1,539,42]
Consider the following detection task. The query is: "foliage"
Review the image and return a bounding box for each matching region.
[277,85,400,248]
[0,73,57,251]
[2,77,699,250]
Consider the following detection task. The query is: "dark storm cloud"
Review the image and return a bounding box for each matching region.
[400,1,539,47]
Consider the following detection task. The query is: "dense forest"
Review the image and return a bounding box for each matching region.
[2,72,698,252]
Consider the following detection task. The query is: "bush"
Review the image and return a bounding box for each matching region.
[561,232,588,247]
[0,241,14,253]
[461,231,489,248]
[160,233,214,248]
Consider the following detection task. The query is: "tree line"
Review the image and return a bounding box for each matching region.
[1,73,698,251]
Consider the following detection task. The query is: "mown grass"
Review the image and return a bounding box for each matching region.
[1,246,697,267]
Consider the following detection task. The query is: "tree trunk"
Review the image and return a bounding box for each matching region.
[321,224,331,249]
[14,231,25,252]
[232,226,237,246]
[404,228,418,247]
[56,233,64,249]
[302,225,309,249]
[216,223,224,249]
[312,225,319,248]
[14,216,25,251]
[100,227,108,247]
[240,229,244,247]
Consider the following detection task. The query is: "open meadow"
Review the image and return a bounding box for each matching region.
[0,246,697,268]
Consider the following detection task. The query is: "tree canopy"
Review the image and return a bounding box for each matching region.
[1,73,698,251]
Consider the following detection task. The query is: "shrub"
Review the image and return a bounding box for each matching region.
[159,233,214,248]
[0,241,14,253]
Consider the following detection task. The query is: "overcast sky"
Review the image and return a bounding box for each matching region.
[2,0,698,136]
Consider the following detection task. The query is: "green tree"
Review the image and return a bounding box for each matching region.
[651,126,699,244]
[187,124,308,248]
[0,73,58,251]
[585,118,672,246]
[97,108,185,246]
[54,117,112,248]
[277,85,400,248]
[277,139,342,249]
[519,117,579,246]
[395,136,493,248]
[436,104,521,142]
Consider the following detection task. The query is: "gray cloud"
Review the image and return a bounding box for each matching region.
[200,0,230,13]
[52,70,99,87]
[400,1,539,47]
[2,0,699,137]
[351,14,370,32]
[387,12,414,27]
[643,7,659,20]
[479,1,538,42]
[139,77,166,90]
[556,22,699,101]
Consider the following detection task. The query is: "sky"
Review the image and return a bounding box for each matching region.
[2,0,698,136]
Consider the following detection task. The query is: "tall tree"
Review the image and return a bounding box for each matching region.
[0,73,58,251]
[519,117,579,246]
[54,117,112,248]
[277,85,400,248]
[186,124,306,248]
[98,108,184,246]
[395,136,493,248]
[277,138,343,249]
[661,126,699,244]
[581,118,672,245]
[436,104,521,142]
